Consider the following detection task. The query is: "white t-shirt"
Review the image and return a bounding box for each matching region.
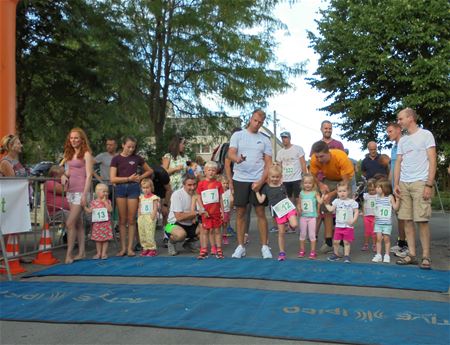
[332,198,359,228]
[229,130,272,182]
[397,128,435,182]
[363,193,377,216]
[276,145,305,182]
[168,188,193,226]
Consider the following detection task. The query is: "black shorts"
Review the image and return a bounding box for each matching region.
[283,180,301,199]
[165,222,198,240]
[232,180,268,207]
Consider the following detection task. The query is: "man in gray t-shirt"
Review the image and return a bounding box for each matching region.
[94,138,117,182]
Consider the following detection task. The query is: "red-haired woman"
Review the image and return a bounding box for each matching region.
[61,128,94,264]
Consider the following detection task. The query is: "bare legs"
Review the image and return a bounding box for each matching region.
[65,204,85,264]
[116,197,138,256]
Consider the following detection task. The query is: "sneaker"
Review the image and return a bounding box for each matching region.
[232,245,246,258]
[134,243,143,252]
[343,255,351,263]
[140,249,150,257]
[383,254,390,263]
[197,249,208,260]
[167,241,178,256]
[244,233,250,245]
[163,237,169,248]
[183,240,199,253]
[319,243,333,254]
[210,246,217,256]
[372,254,382,263]
[390,245,401,253]
[222,235,229,245]
[261,245,273,259]
[309,251,317,259]
[327,253,340,261]
[227,226,236,236]
[269,226,279,233]
[394,247,409,258]
[215,248,224,259]
[361,244,369,251]
[297,250,306,258]
[278,252,286,261]
[149,250,158,257]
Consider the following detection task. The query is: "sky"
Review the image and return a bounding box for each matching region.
[267,0,373,160]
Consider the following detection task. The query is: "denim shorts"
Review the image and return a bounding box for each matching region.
[115,182,140,199]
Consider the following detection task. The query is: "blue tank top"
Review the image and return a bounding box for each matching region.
[300,190,318,218]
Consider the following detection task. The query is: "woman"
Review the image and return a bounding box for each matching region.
[0,134,26,177]
[45,165,70,219]
[162,136,189,191]
[61,128,94,264]
[110,136,153,257]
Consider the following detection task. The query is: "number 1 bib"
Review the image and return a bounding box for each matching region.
[272,198,296,218]
[201,188,219,205]
[336,208,351,224]
[92,208,109,222]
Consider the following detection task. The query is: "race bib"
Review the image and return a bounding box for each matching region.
[223,195,230,212]
[302,199,313,212]
[201,188,219,205]
[140,200,153,215]
[273,198,296,218]
[336,208,351,224]
[377,205,391,220]
[364,199,376,215]
[283,163,294,176]
[92,208,109,223]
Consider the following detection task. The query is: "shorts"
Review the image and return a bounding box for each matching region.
[333,227,354,242]
[363,215,375,237]
[232,180,268,207]
[202,215,222,230]
[319,179,339,214]
[374,224,392,235]
[67,192,82,205]
[164,222,198,240]
[283,180,301,199]
[398,181,432,222]
[275,209,297,225]
[115,182,140,199]
[223,211,231,223]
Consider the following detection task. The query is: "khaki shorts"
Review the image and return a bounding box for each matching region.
[320,179,340,214]
[398,181,432,222]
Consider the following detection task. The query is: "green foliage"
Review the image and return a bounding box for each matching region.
[308,0,449,162]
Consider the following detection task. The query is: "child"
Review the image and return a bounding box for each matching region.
[84,183,113,259]
[372,179,400,263]
[362,179,377,251]
[219,175,233,245]
[298,174,321,259]
[137,178,160,256]
[256,164,298,261]
[196,161,224,259]
[324,182,359,263]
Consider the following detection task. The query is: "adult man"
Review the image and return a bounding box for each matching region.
[361,141,389,179]
[165,174,201,256]
[93,138,117,183]
[386,123,407,257]
[394,108,436,269]
[276,131,307,204]
[228,109,273,259]
[310,141,354,253]
[319,120,345,151]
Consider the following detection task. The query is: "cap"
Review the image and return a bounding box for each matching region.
[280,131,291,138]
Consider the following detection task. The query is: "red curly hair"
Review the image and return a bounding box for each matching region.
[63,128,92,162]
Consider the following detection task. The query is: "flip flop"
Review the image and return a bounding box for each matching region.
[396,255,418,265]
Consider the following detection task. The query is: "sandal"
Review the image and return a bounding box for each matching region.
[419,257,431,270]
[396,255,418,265]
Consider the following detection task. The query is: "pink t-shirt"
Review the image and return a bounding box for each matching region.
[67,158,86,193]
[45,180,70,215]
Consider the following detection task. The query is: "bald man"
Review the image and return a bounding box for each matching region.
[360,141,388,179]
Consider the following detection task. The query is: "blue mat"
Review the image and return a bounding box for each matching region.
[1,281,448,345]
[25,256,450,293]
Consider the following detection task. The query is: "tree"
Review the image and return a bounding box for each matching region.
[108,0,304,153]
[308,0,449,158]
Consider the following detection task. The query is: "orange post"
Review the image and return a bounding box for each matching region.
[0,0,19,139]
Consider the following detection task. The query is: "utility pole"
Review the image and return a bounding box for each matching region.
[273,110,277,159]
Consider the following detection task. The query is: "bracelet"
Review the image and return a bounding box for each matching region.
[425,184,433,188]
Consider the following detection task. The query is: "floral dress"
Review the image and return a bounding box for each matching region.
[90,199,113,242]
[163,153,189,191]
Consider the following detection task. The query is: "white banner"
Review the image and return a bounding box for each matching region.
[0,179,32,234]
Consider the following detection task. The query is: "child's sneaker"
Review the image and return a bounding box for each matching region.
[278,252,286,261]
[327,253,340,261]
[222,234,229,245]
[227,226,236,236]
[215,248,224,259]
[140,250,149,257]
[361,244,369,251]
[297,250,305,258]
[383,254,390,263]
[197,249,208,260]
[309,251,317,259]
[269,226,278,233]
[372,254,382,263]
[147,250,158,257]
[343,255,351,263]
[210,246,217,256]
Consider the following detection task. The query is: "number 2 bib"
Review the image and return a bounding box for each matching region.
[302,199,313,212]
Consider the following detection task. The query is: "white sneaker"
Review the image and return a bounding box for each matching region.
[231,245,246,259]
[372,254,382,263]
[383,254,391,263]
[390,245,400,253]
[261,245,273,259]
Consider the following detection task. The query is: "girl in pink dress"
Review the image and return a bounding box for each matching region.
[85,183,113,259]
